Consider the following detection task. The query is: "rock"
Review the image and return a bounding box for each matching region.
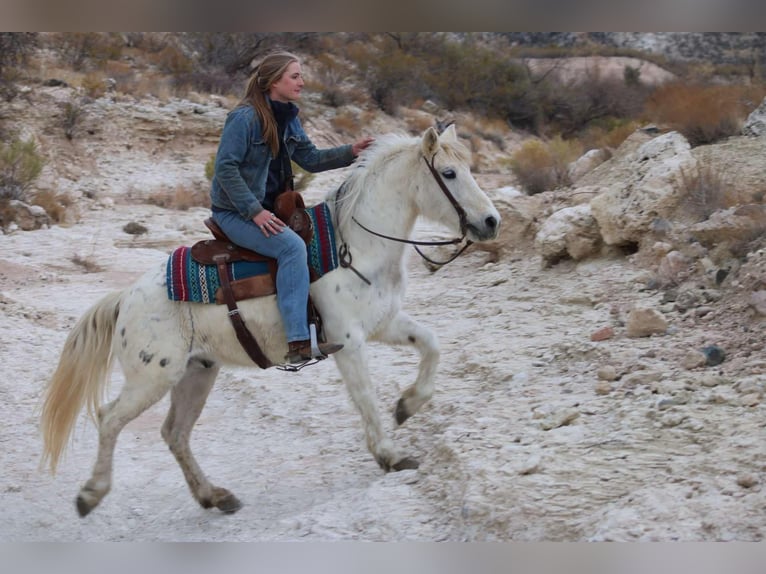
[626,306,668,337]
[539,408,580,430]
[702,345,726,366]
[682,350,707,370]
[568,148,609,183]
[657,250,691,286]
[736,474,759,489]
[535,204,602,266]
[621,369,662,388]
[590,326,615,341]
[689,204,766,248]
[750,290,766,316]
[596,365,618,381]
[742,96,766,136]
[589,131,696,248]
[595,381,613,395]
[6,200,51,231]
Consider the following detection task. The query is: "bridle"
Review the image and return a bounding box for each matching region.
[341,152,474,279]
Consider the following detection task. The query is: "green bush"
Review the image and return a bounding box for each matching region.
[0,138,45,201]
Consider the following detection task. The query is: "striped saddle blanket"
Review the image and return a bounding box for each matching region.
[166,202,339,304]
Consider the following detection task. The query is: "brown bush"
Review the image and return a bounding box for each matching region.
[510,136,582,194]
[330,112,359,136]
[81,72,106,98]
[645,83,766,146]
[31,189,73,223]
[580,120,642,154]
[146,184,209,211]
[675,163,734,221]
[71,253,103,273]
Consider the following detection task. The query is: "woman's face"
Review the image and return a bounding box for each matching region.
[269,61,304,103]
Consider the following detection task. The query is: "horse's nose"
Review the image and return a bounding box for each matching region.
[485,216,498,231]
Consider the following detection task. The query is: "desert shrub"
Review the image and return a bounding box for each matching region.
[540,72,648,138]
[580,119,642,154]
[675,163,733,221]
[330,111,359,136]
[61,97,86,140]
[146,184,209,211]
[0,138,45,201]
[510,136,582,194]
[52,33,123,71]
[645,83,766,146]
[204,154,216,181]
[31,189,73,223]
[0,33,38,101]
[312,53,350,108]
[81,72,107,98]
[71,253,103,273]
[150,44,194,76]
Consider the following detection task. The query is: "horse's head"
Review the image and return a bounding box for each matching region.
[420,124,500,242]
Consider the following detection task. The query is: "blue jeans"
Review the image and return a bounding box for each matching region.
[212,208,310,342]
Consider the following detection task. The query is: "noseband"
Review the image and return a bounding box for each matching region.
[348,153,474,268]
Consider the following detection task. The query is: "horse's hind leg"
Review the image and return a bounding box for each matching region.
[161,358,241,514]
[377,311,439,426]
[76,370,177,517]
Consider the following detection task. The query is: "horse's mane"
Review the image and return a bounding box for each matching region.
[329,131,471,231]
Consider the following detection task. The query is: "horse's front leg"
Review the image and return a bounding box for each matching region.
[375,311,440,426]
[333,338,419,472]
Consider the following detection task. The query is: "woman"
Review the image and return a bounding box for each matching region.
[210,50,373,364]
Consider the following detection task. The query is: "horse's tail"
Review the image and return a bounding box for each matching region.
[40,290,123,474]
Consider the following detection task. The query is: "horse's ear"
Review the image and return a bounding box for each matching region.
[422,126,439,157]
[439,123,458,142]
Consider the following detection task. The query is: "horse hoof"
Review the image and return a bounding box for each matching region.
[216,493,243,514]
[394,398,411,425]
[76,495,94,518]
[392,457,420,471]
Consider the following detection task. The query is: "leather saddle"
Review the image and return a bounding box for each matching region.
[189,191,321,369]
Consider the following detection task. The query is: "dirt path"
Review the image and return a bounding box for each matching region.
[1,192,765,542]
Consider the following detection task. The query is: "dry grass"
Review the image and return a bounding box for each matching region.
[71,253,103,273]
[510,136,583,195]
[330,111,359,136]
[645,83,766,146]
[675,163,736,221]
[30,189,74,223]
[145,184,208,211]
[81,72,106,98]
[580,120,642,155]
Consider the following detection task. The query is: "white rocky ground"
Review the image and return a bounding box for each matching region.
[1,81,766,542]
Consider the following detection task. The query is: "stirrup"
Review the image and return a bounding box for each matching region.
[284,324,343,365]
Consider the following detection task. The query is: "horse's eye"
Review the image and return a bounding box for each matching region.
[442,169,456,179]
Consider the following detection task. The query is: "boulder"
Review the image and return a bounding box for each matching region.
[589,131,696,248]
[688,204,766,247]
[742,97,766,137]
[6,200,50,231]
[626,306,668,337]
[535,204,602,265]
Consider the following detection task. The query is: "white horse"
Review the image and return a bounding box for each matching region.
[40,124,501,517]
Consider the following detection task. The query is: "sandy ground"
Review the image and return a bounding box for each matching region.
[2,158,766,542]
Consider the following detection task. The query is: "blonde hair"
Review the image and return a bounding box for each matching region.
[240,50,300,156]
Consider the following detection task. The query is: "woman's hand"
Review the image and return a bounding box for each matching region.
[352,136,375,157]
[253,210,285,237]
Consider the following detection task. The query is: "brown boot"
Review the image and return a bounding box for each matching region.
[285,339,343,364]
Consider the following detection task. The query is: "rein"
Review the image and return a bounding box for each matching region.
[342,153,474,273]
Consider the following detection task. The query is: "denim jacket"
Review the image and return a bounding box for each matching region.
[210,104,355,220]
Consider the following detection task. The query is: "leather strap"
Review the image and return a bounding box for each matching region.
[213,254,273,369]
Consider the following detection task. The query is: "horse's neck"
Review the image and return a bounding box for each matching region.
[333,160,420,273]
